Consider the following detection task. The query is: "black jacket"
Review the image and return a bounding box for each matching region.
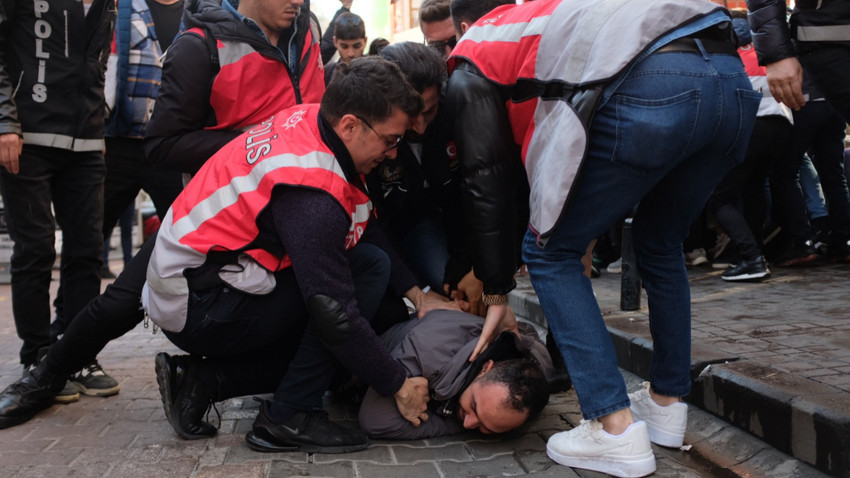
[143,0,320,173]
[443,63,529,295]
[0,0,114,149]
[748,0,850,65]
[366,105,471,288]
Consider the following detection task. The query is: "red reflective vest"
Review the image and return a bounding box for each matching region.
[142,104,372,332]
[185,27,325,132]
[448,0,722,238]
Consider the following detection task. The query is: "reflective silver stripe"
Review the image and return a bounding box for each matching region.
[171,151,343,241]
[145,270,189,295]
[23,132,105,151]
[351,202,371,227]
[796,24,850,42]
[218,40,255,66]
[460,14,550,45]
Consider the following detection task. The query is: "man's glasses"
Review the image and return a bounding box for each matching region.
[426,36,458,53]
[356,115,402,153]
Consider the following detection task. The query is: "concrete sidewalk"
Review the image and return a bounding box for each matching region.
[0,262,843,477]
[511,262,850,477]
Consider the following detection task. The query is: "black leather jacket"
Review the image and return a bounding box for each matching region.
[0,0,114,148]
[443,62,529,296]
[748,0,850,65]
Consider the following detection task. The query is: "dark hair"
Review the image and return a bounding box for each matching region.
[378,42,446,93]
[368,37,390,56]
[321,56,423,126]
[478,358,550,423]
[419,0,451,24]
[334,12,366,40]
[451,0,514,33]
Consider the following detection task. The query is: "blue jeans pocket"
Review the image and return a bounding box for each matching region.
[611,89,701,175]
[725,88,763,166]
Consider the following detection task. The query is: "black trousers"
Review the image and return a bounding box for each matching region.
[769,100,850,243]
[707,116,792,259]
[102,137,182,233]
[46,234,155,376]
[0,146,105,365]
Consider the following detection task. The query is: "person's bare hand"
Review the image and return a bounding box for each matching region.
[766,57,806,110]
[451,269,485,317]
[394,376,430,426]
[407,286,459,318]
[469,303,519,361]
[0,133,23,174]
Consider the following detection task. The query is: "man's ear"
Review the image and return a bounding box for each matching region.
[336,114,359,141]
[460,21,471,36]
[477,359,496,378]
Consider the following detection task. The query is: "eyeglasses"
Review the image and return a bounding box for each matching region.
[426,36,458,53]
[355,115,403,152]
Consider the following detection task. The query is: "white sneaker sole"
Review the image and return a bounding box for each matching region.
[645,425,685,448]
[547,445,656,478]
[721,271,769,281]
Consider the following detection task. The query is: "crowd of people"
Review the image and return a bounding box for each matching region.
[0,0,847,476]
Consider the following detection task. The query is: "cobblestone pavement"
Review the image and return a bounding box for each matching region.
[0,261,840,477]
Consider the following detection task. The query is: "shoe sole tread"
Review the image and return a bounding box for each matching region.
[246,431,369,454]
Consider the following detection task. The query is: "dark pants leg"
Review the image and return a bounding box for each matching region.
[770,100,849,243]
[103,137,182,234]
[807,107,850,241]
[0,146,104,365]
[798,44,850,123]
[46,234,156,376]
[164,242,392,409]
[708,116,791,259]
[51,150,106,337]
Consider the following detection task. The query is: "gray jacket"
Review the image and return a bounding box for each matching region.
[358,310,554,439]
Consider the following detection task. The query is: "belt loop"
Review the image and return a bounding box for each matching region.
[693,38,709,60]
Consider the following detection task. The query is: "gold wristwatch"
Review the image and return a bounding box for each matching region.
[481,293,508,306]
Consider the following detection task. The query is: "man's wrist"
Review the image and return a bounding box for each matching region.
[481,293,508,306]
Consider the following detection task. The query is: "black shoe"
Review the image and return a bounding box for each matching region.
[69,360,120,397]
[774,240,819,266]
[246,399,369,454]
[154,352,217,440]
[721,256,770,282]
[545,332,572,393]
[828,239,850,263]
[0,362,67,429]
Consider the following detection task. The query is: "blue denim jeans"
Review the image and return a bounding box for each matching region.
[399,213,450,291]
[523,47,760,420]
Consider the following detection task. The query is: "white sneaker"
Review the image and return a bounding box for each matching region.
[685,248,708,266]
[629,381,687,448]
[607,257,623,273]
[546,419,656,478]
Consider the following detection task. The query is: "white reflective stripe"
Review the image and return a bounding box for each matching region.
[23,133,105,151]
[218,40,256,66]
[145,270,189,295]
[171,151,343,242]
[796,24,850,42]
[460,14,550,45]
[351,201,371,227]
